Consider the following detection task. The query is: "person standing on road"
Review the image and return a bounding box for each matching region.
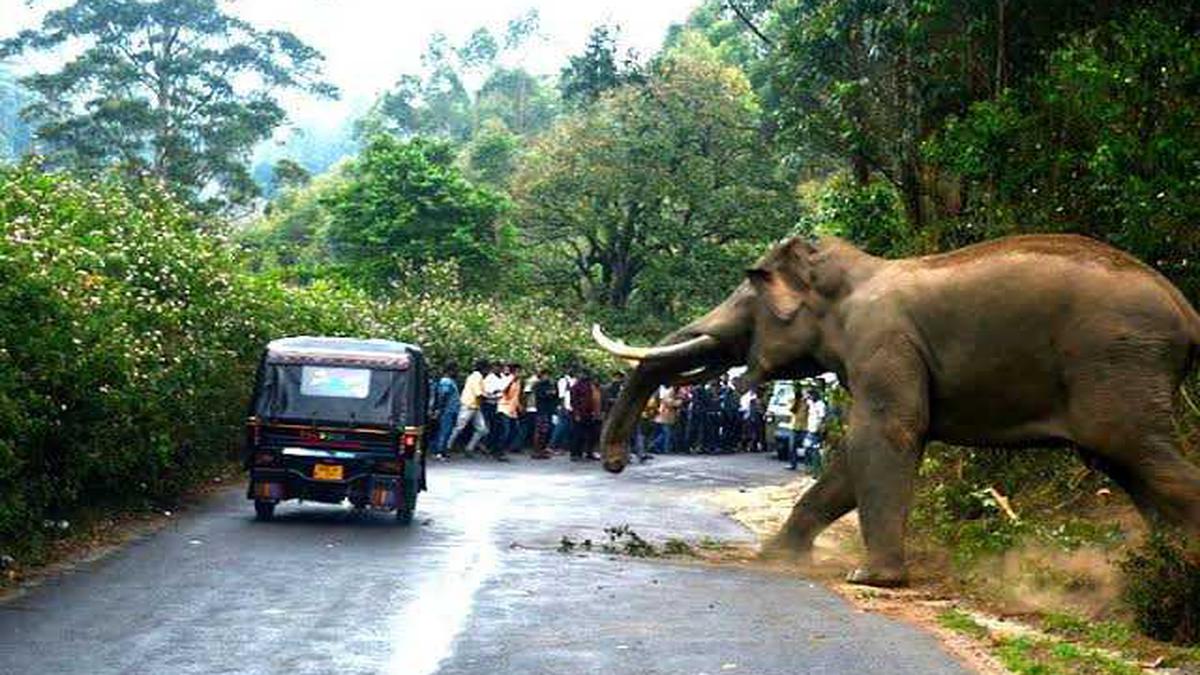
[498,363,523,456]
[699,382,721,453]
[653,385,682,455]
[634,388,658,463]
[446,360,489,457]
[481,362,507,451]
[739,385,765,453]
[519,369,540,453]
[801,387,828,473]
[549,369,576,454]
[718,378,741,452]
[531,368,558,459]
[784,386,809,466]
[790,388,826,471]
[431,362,461,461]
[569,370,602,461]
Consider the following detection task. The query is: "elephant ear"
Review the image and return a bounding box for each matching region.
[746,267,805,322]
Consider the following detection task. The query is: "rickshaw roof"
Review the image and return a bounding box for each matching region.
[264,336,423,370]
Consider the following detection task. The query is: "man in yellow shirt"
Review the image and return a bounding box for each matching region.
[446,360,489,457]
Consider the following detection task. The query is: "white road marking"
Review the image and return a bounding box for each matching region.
[386,487,508,675]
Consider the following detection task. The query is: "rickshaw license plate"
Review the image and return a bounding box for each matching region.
[313,464,343,481]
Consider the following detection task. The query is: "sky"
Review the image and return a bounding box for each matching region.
[3,0,702,131]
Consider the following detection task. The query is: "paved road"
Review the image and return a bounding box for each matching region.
[0,454,970,675]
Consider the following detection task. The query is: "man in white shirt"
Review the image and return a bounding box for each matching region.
[549,371,576,452]
[480,362,507,451]
[797,388,828,473]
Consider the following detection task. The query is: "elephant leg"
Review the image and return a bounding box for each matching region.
[1082,440,1200,539]
[843,341,929,587]
[769,442,856,559]
[845,423,923,587]
[1070,373,1200,538]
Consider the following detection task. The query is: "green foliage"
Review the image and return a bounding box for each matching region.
[321,135,510,293]
[1120,529,1200,645]
[1041,612,1135,650]
[996,635,1142,675]
[270,159,312,192]
[559,25,644,107]
[911,444,1124,571]
[361,16,555,148]
[242,169,343,274]
[0,163,602,558]
[463,119,522,188]
[0,162,276,554]
[798,176,913,257]
[476,68,560,137]
[937,609,990,640]
[1,0,336,211]
[926,9,1200,294]
[516,48,800,329]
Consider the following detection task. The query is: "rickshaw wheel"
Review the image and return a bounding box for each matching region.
[254,500,276,521]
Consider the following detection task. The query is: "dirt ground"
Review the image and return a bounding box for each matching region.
[703,478,1112,675]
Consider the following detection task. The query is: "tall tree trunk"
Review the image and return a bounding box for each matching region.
[896,0,926,233]
[899,158,925,232]
[994,0,1007,96]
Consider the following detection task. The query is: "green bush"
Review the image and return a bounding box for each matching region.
[0,163,602,559]
[1120,529,1200,645]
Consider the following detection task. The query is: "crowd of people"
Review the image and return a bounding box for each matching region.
[427,359,832,472]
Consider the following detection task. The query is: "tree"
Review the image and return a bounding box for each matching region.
[769,0,1192,243]
[463,118,521,188]
[559,25,644,107]
[0,0,336,211]
[362,13,549,143]
[925,8,1200,293]
[270,158,311,192]
[476,68,559,137]
[321,135,510,293]
[516,46,800,329]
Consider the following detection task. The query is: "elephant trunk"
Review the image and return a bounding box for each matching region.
[601,361,666,473]
[600,330,735,473]
[597,284,754,473]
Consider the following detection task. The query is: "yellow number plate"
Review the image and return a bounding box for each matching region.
[313,464,344,481]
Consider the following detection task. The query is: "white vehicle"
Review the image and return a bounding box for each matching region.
[765,381,797,460]
[765,374,840,460]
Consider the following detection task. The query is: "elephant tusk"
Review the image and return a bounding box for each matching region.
[592,324,721,363]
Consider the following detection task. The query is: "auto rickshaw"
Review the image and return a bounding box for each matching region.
[244,336,428,524]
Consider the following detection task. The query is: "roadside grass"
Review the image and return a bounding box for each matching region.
[994,636,1140,675]
[937,607,1200,674]
[937,609,990,640]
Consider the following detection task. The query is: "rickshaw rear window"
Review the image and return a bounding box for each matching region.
[300,366,371,399]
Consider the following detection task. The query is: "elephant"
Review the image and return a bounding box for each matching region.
[594,234,1200,587]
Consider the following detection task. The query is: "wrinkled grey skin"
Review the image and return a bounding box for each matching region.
[601,234,1200,587]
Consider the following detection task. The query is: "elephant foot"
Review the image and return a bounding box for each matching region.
[845,566,909,588]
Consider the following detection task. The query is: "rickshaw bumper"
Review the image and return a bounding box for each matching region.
[247,467,408,510]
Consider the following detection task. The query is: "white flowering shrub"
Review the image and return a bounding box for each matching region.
[0,164,604,556]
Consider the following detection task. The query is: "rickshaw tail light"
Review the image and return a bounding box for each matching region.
[402,432,419,452]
